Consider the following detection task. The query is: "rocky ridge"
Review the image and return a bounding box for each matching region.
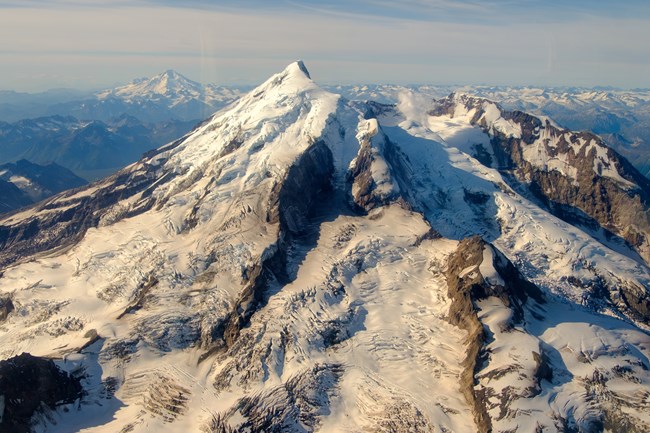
[431,93,650,263]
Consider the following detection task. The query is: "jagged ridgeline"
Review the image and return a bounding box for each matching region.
[0,62,649,433]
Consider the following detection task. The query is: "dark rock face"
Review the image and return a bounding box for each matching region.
[433,94,650,265]
[619,282,650,325]
[0,296,13,322]
[447,236,544,326]
[349,136,378,210]
[445,236,544,433]
[348,127,412,213]
[222,140,336,350]
[275,140,335,235]
[0,353,82,433]
[0,178,31,214]
[0,159,87,213]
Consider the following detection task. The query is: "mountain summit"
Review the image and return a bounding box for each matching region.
[82,69,243,122]
[98,69,205,101]
[0,62,649,433]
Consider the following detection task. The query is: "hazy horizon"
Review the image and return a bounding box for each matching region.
[1,0,649,92]
[3,67,650,95]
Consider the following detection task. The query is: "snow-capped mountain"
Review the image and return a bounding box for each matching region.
[0,62,649,433]
[98,70,205,101]
[96,70,240,107]
[0,71,243,124]
[63,70,243,123]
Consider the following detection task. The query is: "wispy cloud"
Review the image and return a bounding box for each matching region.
[6,0,648,19]
[3,0,648,28]
[0,1,648,91]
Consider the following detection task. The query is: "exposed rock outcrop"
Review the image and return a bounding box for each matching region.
[446,236,544,433]
[0,296,13,322]
[0,353,82,433]
[349,118,413,212]
[432,93,650,265]
[618,282,650,325]
[222,139,336,349]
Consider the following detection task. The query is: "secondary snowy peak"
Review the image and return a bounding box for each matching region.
[142,69,198,94]
[429,92,650,264]
[93,70,243,119]
[98,69,204,100]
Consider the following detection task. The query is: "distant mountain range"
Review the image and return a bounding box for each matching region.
[0,70,246,211]
[0,70,244,123]
[0,159,86,213]
[0,71,246,183]
[0,114,198,181]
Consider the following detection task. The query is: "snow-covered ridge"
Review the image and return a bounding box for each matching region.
[328,84,650,179]
[437,92,649,194]
[469,95,633,186]
[426,92,650,265]
[447,92,523,138]
[440,92,634,186]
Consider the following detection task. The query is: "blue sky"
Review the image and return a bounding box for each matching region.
[1,0,648,91]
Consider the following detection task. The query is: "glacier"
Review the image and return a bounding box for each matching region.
[0,61,649,433]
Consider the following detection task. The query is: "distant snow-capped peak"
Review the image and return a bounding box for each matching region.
[97,69,203,100]
[95,70,242,107]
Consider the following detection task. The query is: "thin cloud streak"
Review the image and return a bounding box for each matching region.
[4,0,648,21]
[0,2,648,91]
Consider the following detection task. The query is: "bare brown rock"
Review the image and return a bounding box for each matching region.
[446,236,544,433]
